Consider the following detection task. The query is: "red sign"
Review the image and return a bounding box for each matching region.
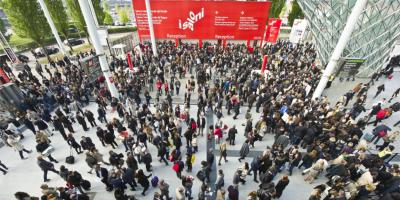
[132,0,271,40]
[261,55,268,74]
[265,18,282,43]
[0,68,10,84]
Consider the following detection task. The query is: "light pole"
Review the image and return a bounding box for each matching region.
[144,0,158,57]
[78,0,119,98]
[312,0,368,99]
[38,0,67,55]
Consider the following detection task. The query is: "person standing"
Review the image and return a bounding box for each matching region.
[218,142,228,165]
[215,169,224,190]
[227,125,238,145]
[53,116,67,140]
[0,160,8,175]
[84,110,97,127]
[67,134,83,154]
[37,156,59,182]
[274,175,290,198]
[76,113,89,131]
[238,140,250,162]
[95,164,112,191]
[6,134,32,160]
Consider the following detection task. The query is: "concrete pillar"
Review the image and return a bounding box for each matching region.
[78,0,119,98]
[38,0,67,55]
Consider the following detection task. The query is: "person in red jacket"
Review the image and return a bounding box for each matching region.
[369,109,387,126]
[156,79,162,95]
[214,126,223,144]
[164,81,169,95]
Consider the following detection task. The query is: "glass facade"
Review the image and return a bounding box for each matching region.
[298,0,400,77]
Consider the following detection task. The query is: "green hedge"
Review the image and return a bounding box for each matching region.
[11,27,136,52]
[107,26,137,34]
[12,32,87,52]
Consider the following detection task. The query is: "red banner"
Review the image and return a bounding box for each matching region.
[0,67,10,84]
[133,0,271,40]
[126,53,134,71]
[261,55,268,74]
[265,18,282,44]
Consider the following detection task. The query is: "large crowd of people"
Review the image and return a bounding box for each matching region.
[0,39,399,200]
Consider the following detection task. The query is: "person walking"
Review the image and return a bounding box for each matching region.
[218,142,228,165]
[274,175,290,198]
[6,134,32,160]
[36,140,58,163]
[374,84,385,98]
[37,156,59,182]
[238,140,250,162]
[158,179,172,200]
[136,169,152,196]
[94,164,112,191]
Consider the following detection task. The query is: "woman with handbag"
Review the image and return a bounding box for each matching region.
[6,134,32,160]
[36,139,58,163]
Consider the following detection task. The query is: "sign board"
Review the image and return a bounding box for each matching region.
[289,19,308,44]
[80,55,102,82]
[337,58,366,77]
[265,18,282,44]
[132,0,271,40]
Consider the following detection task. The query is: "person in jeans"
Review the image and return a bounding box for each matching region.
[6,134,32,160]
[37,156,59,182]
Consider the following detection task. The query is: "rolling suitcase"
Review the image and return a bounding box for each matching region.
[65,147,75,164]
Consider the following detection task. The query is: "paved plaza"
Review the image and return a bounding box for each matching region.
[0,67,399,199]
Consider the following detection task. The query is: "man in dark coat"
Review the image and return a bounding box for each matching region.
[238,140,250,162]
[76,113,89,131]
[227,125,238,145]
[37,156,59,182]
[84,110,97,127]
[53,116,67,140]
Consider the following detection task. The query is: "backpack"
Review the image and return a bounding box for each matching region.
[196,170,206,181]
[151,176,159,187]
[80,180,91,190]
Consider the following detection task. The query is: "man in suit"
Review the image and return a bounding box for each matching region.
[37,156,59,182]
[95,164,112,191]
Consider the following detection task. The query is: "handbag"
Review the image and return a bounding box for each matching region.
[42,145,55,157]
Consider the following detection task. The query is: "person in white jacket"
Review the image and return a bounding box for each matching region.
[6,135,32,159]
[175,186,185,200]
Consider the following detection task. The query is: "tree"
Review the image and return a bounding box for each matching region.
[269,0,285,18]
[66,0,89,42]
[92,0,105,25]
[288,0,304,27]
[1,0,51,59]
[103,12,113,25]
[44,0,71,49]
[102,1,113,25]
[116,5,129,25]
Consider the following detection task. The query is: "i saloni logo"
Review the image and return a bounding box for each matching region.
[178,8,204,31]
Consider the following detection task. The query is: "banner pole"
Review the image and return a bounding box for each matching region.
[144,0,158,57]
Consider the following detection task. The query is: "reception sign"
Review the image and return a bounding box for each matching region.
[132,0,271,40]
